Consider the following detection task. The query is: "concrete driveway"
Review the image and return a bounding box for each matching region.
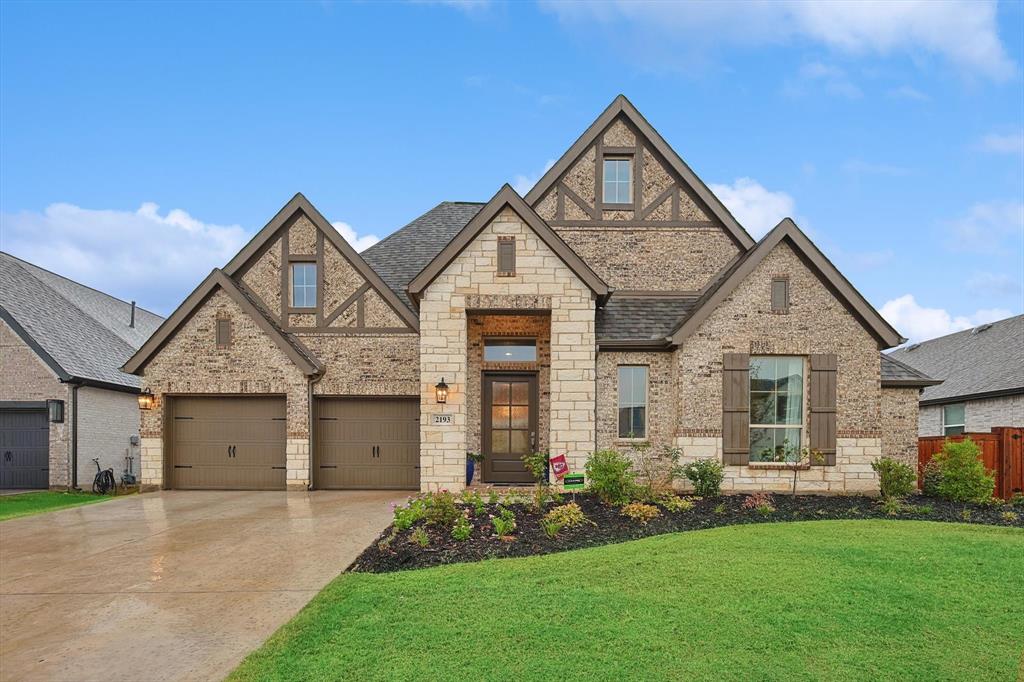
[0,490,405,682]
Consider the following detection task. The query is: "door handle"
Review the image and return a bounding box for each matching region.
[227,445,231,458]
[3,451,11,462]
[232,445,237,458]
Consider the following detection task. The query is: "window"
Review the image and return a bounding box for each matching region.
[942,403,965,436]
[771,277,789,313]
[484,338,536,362]
[603,158,632,204]
[618,366,647,439]
[749,356,804,461]
[497,236,516,276]
[215,318,232,349]
[291,263,316,308]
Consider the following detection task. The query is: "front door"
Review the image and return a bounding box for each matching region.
[482,373,538,484]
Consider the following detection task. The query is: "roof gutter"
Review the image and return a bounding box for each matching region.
[919,387,1024,407]
[597,338,675,352]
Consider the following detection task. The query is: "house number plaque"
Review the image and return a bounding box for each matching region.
[431,414,453,426]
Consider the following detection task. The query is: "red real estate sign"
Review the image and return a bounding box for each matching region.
[549,453,569,479]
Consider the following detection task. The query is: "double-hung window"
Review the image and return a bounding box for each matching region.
[617,366,648,439]
[291,263,317,308]
[942,403,965,436]
[749,356,804,462]
[603,158,632,204]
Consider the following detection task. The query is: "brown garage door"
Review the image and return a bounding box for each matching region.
[316,398,419,490]
[170,397,286,490]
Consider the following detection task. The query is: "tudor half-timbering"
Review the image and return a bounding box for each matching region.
[124,95,935,494]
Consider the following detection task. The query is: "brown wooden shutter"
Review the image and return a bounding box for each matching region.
[722,352,750,465]
[809,353,837,465]
[771,278,789,313]
[216,318,232,349]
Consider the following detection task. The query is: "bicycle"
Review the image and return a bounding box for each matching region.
[92,457,117,495]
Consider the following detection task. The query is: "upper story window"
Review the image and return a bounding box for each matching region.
[749,356,804,462]
[603,158,632,204]
[942,403,965,436]
[484,338,536,362]
[618,365,648,439]
[291,262,317,308]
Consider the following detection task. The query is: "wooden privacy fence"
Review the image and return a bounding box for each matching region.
[918,427,1023,500]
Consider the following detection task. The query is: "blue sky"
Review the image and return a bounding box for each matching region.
[1,0,1022,343]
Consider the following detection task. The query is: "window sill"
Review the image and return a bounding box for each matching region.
[615,437,649,444]
[747,462,812,470]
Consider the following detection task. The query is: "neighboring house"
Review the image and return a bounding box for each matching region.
[124,95,927,495]
[0,252,163,489]
[889,315,1024,437]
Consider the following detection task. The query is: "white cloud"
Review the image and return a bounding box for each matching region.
[540,0,1014,79]
[709,178,795,238]
[0,202,376,316]
[976,132,1024,155]
[512,159,556,196]
[882,294,1011,343]
[888,85,930,101]
[946,201,1024,254]
[331,221,380,252]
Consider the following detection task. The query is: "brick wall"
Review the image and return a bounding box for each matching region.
[596,350,677,451]
[418,206,596,492]
[75,386,140,488]
[919,394,1024,436]
[880,387,920,467]
[1,318,72,488]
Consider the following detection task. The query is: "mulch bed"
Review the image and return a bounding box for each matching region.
[349,492,1024,574]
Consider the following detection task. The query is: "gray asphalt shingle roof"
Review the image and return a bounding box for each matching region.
[880,353,939,386]
[0,252,164,390]
[596,296,699,341]
[888,315,1024,403]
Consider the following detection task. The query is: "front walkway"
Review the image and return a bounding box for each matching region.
[0,490,404,682]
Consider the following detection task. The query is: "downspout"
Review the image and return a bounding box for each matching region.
[307,370,326,491]
[71,382,81,490]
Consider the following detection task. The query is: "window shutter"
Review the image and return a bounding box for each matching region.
[771,278,789,313]
[216,318,232,349]
[722,352,750,465]
[809,354,837,465]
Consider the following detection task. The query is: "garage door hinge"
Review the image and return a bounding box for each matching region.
[271,466,286,470]
[174,465,193,469]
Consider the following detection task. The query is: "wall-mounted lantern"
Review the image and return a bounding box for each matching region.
[434,378,449,404]
[137,388,155,411]
[47,399,65,423]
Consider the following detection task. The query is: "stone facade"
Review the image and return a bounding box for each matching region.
[418,206,596,491]
[919,394,1024,436]
[881,387,920,468]
[672,240,884,494]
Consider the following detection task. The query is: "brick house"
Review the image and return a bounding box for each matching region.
[123,95,934,494]
[1,252,163,489]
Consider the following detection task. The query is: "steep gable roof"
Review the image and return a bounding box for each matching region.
[889,314,1023,404]
[524,94,755,249]
[0,251,164,392]
[407,184,610,302]
[122,269,321,376]
[669,218,905,349]
[224,193,419,331]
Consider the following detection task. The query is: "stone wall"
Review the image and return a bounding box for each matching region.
[673,240,884,494]
[1,318,73,488]
[298,334,418,396]
[419,206,596,492]
[596,350,676,451]
[919,394,1024,436]
[881,387,920,467]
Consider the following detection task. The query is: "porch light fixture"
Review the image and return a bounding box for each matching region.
[434,378,449,404]
[47,399,65,423]
[137,388,155,411]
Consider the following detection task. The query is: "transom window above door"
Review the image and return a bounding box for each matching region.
[749,356,804,462]
[291,262,317,308]
[603,158,632,204]
[484,338,537,362]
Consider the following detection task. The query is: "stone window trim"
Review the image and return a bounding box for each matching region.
[496,236,516,277]
[215,316,232,350]
[770,275,790,314]
[942,403,966,436]
[617,364,649,441]
[600,154,635,210]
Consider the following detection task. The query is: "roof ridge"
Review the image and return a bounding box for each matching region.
[0,251,162,318]
[896,313,1023,349]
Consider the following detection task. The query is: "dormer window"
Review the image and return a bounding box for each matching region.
[603,158,632,204]
[291,262,317,308]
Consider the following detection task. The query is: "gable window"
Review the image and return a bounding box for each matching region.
[603,158,632,204]
[215,318,232,349]
[749,356,804,461]
[291,262,317,308]
[484,338,536,362]
[618,365,648,439]
[771,277,789,313]
[497,236,516,276]
[942,403,965,436]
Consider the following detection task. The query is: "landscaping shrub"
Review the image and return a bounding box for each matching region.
[741,491,775,516]
[451,514,471,542]
[881,497,905,516]
[713,502,727,514]
[682,458,724,497]
[410,528,429,547]
[932,439,996,503]
[424,491,461,528]
[544,502,587,529]
[1011,493,1024,509]
[393,498,427,531]
[620,502,660,524]
[460,489,485,516]
[658,494,695,513]
[872,457,917,500]
[921,459,943,497]
[491,507,516,537]
[1003,511,1019,523]
[585,450,638,505]
[540,517,563,539]
[628,442,682,498]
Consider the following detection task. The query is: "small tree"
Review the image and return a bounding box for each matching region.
[520,451,556,510]
[760,439,825,496]
[626,441,681,499]
[932,438,995,503]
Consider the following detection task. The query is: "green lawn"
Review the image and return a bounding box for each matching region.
[230,521,1024,682]
[0,490,117,520]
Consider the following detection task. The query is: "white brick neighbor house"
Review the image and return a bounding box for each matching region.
[123,96,936,495]
[0,252,163,489]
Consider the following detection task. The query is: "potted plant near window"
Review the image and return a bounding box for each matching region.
[466,451,484,485]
